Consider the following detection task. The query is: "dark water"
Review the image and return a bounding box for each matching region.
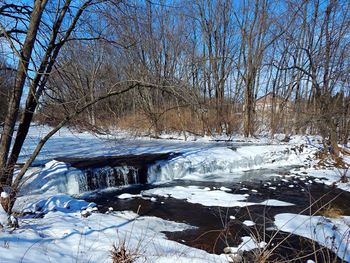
[83,167,350,262]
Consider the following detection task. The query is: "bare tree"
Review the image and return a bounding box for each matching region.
[234,0,273,137]
[275,0,350,155]
[0,0,108,210]
[0,57,14,124]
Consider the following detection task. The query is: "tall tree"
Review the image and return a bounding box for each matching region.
[0,0,104,205]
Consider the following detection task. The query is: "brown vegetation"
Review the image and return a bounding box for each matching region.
[110,242,139,263]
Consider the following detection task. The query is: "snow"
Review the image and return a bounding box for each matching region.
[23,194,96,214]
[0,203,8,226]
[142,186,294,207]
[274,213,350,262]
[0,209,227,263]
[147,144,313,183]
[296,167,350,192]
[15,125,320,196]
[242,220,255,227]
[1,191,9,198]
[118,193,141,199]
[19,125,253,164]
[3,125,350,262]
[220,186,231,192]
[223,235,266,254]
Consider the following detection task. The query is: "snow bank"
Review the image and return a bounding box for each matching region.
[274,213,350,262]
[20,160,73,194]
[0,208,226,263]
[23,194,95,214]
[147,144,311,182]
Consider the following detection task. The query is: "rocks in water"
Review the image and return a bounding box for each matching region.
[81,210,90,218]
[81,206,98,218]
[105,207,114,214]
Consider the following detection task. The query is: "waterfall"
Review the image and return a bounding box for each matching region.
[64,165,139,195]
[38,148,297,195]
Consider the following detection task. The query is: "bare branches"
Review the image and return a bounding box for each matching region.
[0,0,350,212]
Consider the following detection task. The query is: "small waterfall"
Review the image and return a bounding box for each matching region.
[67,165,139,194]
[56,153,175,195]
[45,148,295,195]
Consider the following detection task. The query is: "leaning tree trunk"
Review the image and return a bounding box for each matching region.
[0,0,47,187]
[4,0,82,185]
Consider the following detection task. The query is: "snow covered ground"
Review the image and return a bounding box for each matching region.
[274,213,350,262]
[1,196,228,263]
[1,125,350,262]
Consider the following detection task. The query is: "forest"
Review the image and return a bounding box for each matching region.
[1,0,349,141]
[1,1,350,262]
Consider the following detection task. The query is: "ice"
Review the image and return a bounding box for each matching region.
[243,220,255,226]
[18,126,317,196]
[220,186,231,192]
[142,186,294,207]
[118,193,141,199]
[78,166,138,192]
[147,145,306,183]
[22,160,143,195]
[274,213,350,262]
[259,199,294,206]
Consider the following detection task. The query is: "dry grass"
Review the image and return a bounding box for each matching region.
[110,241,139,263]
[319,206,344,218]
[36,100,244,137]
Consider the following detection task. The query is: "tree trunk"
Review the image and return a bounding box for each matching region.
[244,77,254,137]
[0,0,47,187]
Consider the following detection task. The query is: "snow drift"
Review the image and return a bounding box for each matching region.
[147,145,308,183]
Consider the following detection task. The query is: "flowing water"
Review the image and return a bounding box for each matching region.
[56,152,350,262]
